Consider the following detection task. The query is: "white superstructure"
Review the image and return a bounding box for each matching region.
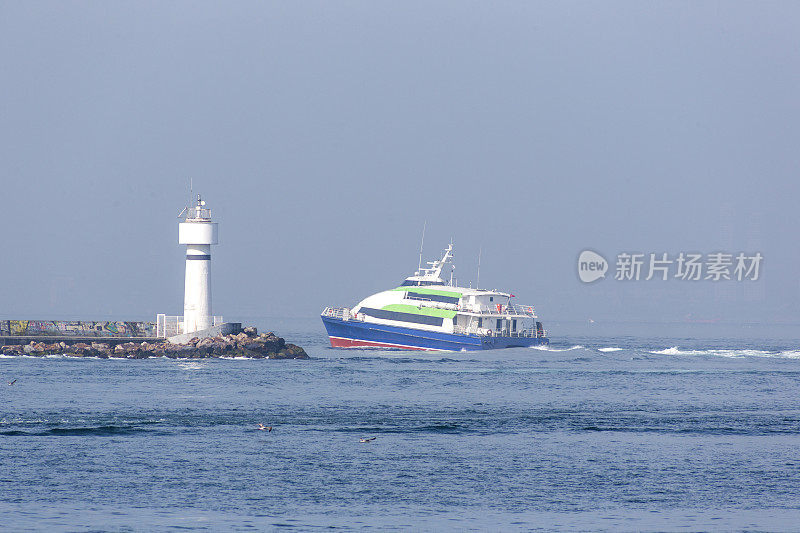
[178,196,218,334]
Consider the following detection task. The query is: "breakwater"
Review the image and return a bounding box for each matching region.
[0,320,156,337]
[1,327,307,359]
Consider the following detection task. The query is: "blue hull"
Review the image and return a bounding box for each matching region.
[321,316,549,351]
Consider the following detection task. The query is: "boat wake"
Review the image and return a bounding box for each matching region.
[530,345,584,352]
[650,347,800,358]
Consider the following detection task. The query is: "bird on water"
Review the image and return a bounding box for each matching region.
[258,423,272,432]
[359,437,376,443]
[7,379,16,386]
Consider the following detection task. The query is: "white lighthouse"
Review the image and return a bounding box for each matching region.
[178,196,218,334]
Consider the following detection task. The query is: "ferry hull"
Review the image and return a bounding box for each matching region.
[321,316,549,352]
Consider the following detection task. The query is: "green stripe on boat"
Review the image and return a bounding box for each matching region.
[391,287,462,298]
[381,304,457,319]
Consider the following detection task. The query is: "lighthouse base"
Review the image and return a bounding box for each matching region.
[167,322,242,344]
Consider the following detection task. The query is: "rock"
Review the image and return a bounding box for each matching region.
[0,324,307,360]
[256,333,284,353]
[211,338,233,355]
[164,344,195,359]
[196,337,216,349]
[241,339,265,352]
[285,344,308,359]
[1,345,23,356]
[110,346,127,358]
[266,343,308,360]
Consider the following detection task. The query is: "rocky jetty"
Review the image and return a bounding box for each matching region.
[0,327,308,360]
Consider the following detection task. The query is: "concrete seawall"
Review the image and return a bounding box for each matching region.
[0,319,159,347]
[0,320,157,338]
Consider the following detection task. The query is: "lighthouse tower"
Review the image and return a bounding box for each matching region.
[178,196,218,334]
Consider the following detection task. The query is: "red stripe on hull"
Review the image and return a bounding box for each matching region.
[329,336,431,351]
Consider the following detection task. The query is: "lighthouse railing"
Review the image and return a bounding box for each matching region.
[157,314,183,338]
[157,314,225,338]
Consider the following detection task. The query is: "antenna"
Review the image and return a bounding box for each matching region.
[476,246,482,289]
[449,238,455,286]
[417,221,427,274]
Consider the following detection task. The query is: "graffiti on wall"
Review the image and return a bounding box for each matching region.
[0,320,157,337]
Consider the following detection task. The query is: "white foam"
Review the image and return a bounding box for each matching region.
[597,347,623,352]
[649,347,790,358]
[178,362,207,370]
[650,347,682,355]
[531,345,584,352]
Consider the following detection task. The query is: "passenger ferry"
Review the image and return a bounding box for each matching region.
[321,244,549,351]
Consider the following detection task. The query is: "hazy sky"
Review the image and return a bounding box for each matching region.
[1,2,798,326]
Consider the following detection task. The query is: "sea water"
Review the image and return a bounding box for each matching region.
[2,318,800,531]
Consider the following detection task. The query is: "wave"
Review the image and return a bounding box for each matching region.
[530,345,584,352]
[178,362,207,370]
[331,356,478,364]
[326,423,473,435]
[0,425,152,437]
[597,347,623,352]
[650,346,682,355]
[649,347,800,358]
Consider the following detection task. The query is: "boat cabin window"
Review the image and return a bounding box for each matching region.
[401,280,445,287]
[359,307,444,327]
[477,318,483,328]
[406,291,459,305]
[489,297,493,302]
[496,319,502,330]
[512,319,517,332]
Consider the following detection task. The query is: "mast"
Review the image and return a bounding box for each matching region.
[449,238,455,286]
[476,246,482,289]
[417,221,426,275]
